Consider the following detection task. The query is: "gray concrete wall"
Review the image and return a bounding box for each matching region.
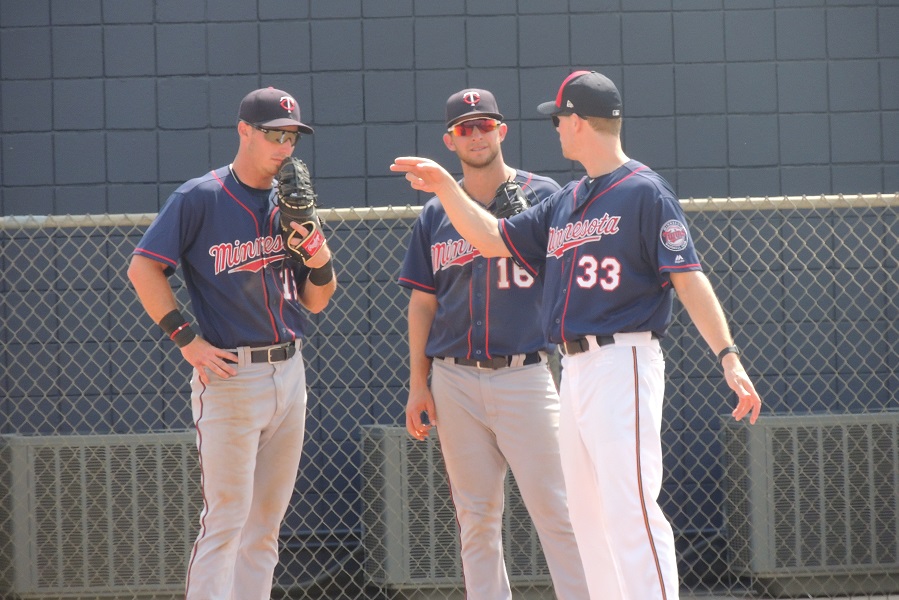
[0,0,896,216]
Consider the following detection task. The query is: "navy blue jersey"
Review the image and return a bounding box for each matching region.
[133,166,311,349]
[499,160,702,344]
[398,170,561,359]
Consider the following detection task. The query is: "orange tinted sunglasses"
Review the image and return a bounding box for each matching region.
[448,118,500,137]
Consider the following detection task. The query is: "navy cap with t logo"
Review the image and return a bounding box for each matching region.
[238,87,314,134]
[445,89,504,128]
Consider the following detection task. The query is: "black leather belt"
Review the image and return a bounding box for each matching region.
[560,333,659,356]
[437,352,542,370]
[249,342,296,363]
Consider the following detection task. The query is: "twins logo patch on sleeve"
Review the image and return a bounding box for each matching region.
[659,219,689,252]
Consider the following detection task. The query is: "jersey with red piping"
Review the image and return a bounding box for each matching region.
[398,170,560,359]
[133,166,311,348]
[499,160,702,344]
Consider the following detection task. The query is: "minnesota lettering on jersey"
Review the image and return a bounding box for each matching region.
[209,235,286,274]
[431,238,481,274]
[546,213,620,258]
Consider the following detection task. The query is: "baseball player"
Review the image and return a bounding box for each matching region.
[127,87,336,600]
[397,89,588,600]
[392,71,762,599]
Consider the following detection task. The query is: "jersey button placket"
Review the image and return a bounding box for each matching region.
[469,258,489,353]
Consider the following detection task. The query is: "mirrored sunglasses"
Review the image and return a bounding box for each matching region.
[245,121,300,146]
[448,118,500,137]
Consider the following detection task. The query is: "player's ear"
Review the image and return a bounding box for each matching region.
[443,132,456,152]
[497,122,509,142]
[571,114,587,133]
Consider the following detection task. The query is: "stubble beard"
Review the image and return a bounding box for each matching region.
[459,145,501,170]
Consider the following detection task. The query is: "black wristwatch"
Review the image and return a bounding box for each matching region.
[717,345,741,363]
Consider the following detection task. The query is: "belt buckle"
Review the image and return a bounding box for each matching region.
[563,338,588,356]
[473,357,502,370]
[266,346,280,363]
[267,344,289,363]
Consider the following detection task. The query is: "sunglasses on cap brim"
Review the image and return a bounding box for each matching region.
[447,118,500,137]
[243,121,300,146]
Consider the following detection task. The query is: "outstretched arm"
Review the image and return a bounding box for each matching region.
[670,270,762,424]
[390,157,511,258]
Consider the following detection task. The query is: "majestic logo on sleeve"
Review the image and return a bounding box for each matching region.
[546,214,620,258]
[431,238,481,273]
[660,220,689,252]
[209,235,286,274]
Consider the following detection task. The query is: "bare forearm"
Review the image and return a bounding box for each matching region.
[671,270,763,423]
[433,181,510,257]
[127,255,180,323]
[670,271,733,353]
[391,156,510,257]
[408,291,437,390]
[299,274,336,313]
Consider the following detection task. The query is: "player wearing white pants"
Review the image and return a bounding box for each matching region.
[559,333,678,599]
[431,358,587,600]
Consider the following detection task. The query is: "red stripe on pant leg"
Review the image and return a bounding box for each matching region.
[631,347,668,600]
[184,381,208,600]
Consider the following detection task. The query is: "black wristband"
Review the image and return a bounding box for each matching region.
[308,259,334,286]
[159,309,187,335]
[170,323,197,348]
[717,345,741,363]
[159,309,197,348]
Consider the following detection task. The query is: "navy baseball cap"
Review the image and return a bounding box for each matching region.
[537,71,622,119]
[445,89,504,128]
[238,87,314,134]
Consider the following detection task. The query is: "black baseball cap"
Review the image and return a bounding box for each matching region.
[445,88,504,128]
[537,71,622,119]
[238,87,314,134]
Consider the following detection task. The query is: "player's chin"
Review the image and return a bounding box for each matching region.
[263,155,288,175]
[460,152,494,169]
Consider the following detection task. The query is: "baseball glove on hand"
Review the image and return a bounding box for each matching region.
[276,157,325,263]
[492,180,531,219]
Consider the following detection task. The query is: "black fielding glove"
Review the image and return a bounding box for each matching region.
[276,157,325,263]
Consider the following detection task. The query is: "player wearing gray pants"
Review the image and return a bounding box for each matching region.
[431,358,587,599]
[128,87,336,600]
[398,88,588,600]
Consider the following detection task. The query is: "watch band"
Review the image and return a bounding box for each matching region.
[717,345,741,362]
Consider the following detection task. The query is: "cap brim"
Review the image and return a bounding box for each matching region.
[447,111,504,128]
[259,118,314,134]
[536,101,564,116]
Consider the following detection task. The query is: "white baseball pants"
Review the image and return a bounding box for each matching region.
[558,332,679,600]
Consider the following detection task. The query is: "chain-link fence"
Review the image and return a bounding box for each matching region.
[0,194,897,600]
